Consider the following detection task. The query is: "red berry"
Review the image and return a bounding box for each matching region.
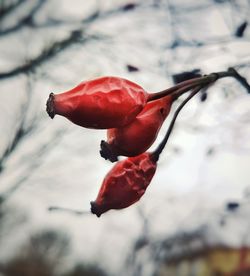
[46,76,148,129]
[90,152,157,217]
[100,96,172,161]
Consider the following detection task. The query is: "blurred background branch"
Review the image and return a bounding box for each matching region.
[0,1,249,276]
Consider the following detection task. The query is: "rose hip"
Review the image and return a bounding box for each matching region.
[91,87,204,217]
[100,96,173,162]
[46,76,148,129]
[90,152,157,217]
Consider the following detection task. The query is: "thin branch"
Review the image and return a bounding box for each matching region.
[0,0,46,36]
[0,30,93,80]
[152,67,250,160]
[153,86,203,161]
[0,1,140,33]
[0,128,66,205]
[48,206,90,216]
[148,68,250,101]
[0,0,26,22]
[0,0,137,80]
[0,76,35,171]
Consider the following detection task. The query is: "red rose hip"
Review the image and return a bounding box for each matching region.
[100,95,173,162]
[90,152,157,217]
[46,76,148,129]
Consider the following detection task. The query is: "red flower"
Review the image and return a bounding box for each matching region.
[46,76,148,129]
[90,152,157,217]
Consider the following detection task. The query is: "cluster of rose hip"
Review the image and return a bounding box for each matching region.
[46,68,250,217]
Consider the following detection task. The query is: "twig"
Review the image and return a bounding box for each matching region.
[0,128,66,206]
[152,67,250,161]
[0,0,46,36]
[0,30,91,80]
[48,206,90,216]
[228,67,250,93]
[153,86,203,161]
[148,67,250,102]
[0,0,26,21]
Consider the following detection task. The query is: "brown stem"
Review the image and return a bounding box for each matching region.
[147,68,250,102]
[152,86,203,161]
[170,83,203,101]
[148,77,206,101]
[151,67,250,162]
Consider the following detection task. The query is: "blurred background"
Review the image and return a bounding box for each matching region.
[0,0,250,275]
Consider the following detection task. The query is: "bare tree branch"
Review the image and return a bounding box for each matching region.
[0,0,27,22]
[0,30,94,80]
[0,76,36,172]
[0,128,66,206]
[0,0,46,36]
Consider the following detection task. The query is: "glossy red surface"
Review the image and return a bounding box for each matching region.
[106,96,173,157]
[91,152,157,217]
[49,76,148,129]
